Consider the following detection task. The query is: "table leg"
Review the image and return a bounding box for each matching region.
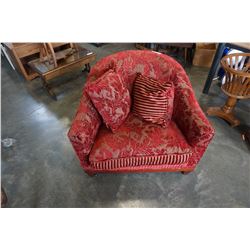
[202,43,226,94]
[41,77,57,100]
[84,63,91,73]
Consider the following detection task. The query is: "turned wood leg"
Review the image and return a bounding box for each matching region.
[207,96,240,127]
[221,96,237,114]
[41,77,57,101]
[181,171,192,175]
[83,63,91,73]
[1,187,7,206]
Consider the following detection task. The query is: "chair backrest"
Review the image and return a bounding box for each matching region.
[39,43,78,67]
[85,50,194,126]
[221,53,250,99]
[86,50,188,93]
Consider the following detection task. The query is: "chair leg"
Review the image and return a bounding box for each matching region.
[86,171,96,177]
[181,171,192,175]
[207,96,240,127]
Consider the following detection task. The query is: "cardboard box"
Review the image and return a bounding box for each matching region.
[196,43,217,50]
[193,43,217,67]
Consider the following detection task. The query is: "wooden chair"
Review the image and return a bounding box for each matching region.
[207,53,250,127]
[39,43,79,68]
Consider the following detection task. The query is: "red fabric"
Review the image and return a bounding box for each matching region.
[67,92,101,168]
[91,155,191,170]
[89,113,192,167]
[68,50,215,174]
[86,70,131,132]
[172,66,215,168]
[132,73,174,127]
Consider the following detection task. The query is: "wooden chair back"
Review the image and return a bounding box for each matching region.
[221,53,250,99]
[39,43,78,67]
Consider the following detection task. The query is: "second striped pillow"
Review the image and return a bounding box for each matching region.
[132,74,174,127]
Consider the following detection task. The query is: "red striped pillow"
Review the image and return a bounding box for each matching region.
[132,74,174,127]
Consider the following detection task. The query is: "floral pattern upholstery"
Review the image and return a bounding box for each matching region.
[86,70,131,132]
[68,50,215,174]
[68,92,101,168]
[89,113,192,171]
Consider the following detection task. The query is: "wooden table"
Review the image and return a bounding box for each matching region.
[28,48,96,100]
[2,43,82,81]
[202,43,250,94]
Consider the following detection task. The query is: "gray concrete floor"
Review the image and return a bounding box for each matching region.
[1,43,250,207]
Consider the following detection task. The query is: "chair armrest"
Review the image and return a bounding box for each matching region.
[86,55,116,83]
[173,68,215,168]
[68,91,101,168]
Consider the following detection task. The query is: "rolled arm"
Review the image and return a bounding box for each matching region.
[68,91,101,169]
[86,55,116,83]
[173,69,215,168]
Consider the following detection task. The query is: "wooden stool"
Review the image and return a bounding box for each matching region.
[207,53,250,127]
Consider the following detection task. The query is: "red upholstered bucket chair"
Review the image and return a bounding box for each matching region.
[68,50,214,176]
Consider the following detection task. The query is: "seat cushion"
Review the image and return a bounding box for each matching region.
[89,113,192,170]
[85,69,131,132]
[132,73,174,127]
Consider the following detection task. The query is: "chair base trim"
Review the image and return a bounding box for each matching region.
[90,153,191,170]
[89,153,192,172]
[85,165,194,174]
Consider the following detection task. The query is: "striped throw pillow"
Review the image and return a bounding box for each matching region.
[132,74,174,127]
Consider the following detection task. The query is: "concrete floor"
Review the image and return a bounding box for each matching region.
[1,43,250,208]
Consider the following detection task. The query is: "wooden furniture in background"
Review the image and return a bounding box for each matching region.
[207,53,250,127]
[161,43,195,65]
[135,43,195,65]
[3,43,41,80]
[28,44,96,100]
[203,43,250,94]
[2,43,77,81]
